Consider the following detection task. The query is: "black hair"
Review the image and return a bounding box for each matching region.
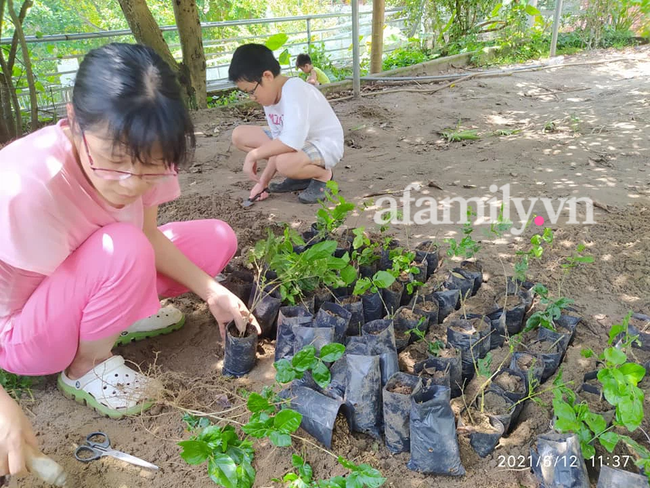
[296,54,312,68]
[72,42,195,169]
[228,44,281,83]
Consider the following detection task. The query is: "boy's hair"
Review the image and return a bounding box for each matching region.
[296,53,312,68]
[228,44,281,83]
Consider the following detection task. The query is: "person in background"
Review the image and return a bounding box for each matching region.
[229,44,343,204]
[296,53,331,86]
[0,42,260,480]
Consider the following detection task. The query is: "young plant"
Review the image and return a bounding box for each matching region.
[275,455,386,488]
[273,343,346,389]
[406,325,445,356]
[178,424,257,488]
[315,181,356,237]
[513,227,553,283]
[388,248,423,293]
[353,270,395,297]
[440,128,480,142]
[523,283,573,333]
[446,208,480,259]
[0,369,32,400]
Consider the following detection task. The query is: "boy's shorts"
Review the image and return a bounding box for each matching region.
[263,127,327,169]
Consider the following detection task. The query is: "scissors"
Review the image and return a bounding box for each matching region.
[74,432,159,471]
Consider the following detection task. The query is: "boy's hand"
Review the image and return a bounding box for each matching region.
[243,152,259,182]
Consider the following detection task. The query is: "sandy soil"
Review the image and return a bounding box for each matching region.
[10,46,650,488]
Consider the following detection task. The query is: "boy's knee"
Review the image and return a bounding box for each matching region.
[232,126,247,149]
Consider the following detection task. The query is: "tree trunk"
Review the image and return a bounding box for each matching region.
[7,0,37,132]
[0,73,13,142]
[117,0,180,73]
[0,0,21,138]
[370,0,385,74]
[172,0,207,109]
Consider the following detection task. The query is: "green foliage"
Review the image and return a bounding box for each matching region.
[440,128,480,142]
[477,352,493,378]
[514,227,553,283]
[0,370,32,400]
[274,344,345,388]
[183,413,211,431]
[276,455,386,488]
[382,46,433,71]
[562,244,595,270]
[315,181,356,237]
[353,270,396,296]
[241,409,303,448]
[523,284,573,333]
[178,424,256,488]
[406,327,445,357]
[446,208,481,258]
[248,227,353,306]
[207,91,242,108]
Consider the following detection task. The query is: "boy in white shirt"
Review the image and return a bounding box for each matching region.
[229,44,344,204]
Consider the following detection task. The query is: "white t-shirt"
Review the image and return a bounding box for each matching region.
[264,77,344,169]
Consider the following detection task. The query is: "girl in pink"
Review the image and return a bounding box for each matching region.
[0,43,259,478]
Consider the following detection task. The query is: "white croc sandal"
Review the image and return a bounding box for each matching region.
[58,356,154,419]
[115,305,185,346]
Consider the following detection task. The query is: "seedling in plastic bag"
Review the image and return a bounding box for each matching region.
[273,343,346,389]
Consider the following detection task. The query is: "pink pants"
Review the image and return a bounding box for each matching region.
[0,220,237,376]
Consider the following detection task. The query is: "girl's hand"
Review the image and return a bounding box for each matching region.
[206,282,261,339]
[0,389,38,477]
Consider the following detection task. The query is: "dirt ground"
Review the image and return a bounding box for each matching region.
[12,46,650,488]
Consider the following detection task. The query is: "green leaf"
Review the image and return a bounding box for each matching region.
[35,31,44,39]
[608,324,626,345]
[269,431,292,447]
[341,265,357,285]
[266,33,289,51]
[274,359,297,383]
[619,362,646,386]
[320,343,345,363]
[292,454,305,469]
[178,440,211,465]
[241,418,271,438]
[372,270,395,289]
[525,4,541,16]
[304,241,337,261]
[198,425,224,445]
[279,49,291,66]
[581,348,594,358]
[542,227,554,243]
[337,456,356,470]
[353,278,371,296]
[348,463,386,488]
[208,453,239,488]
[312,361,332,388]
[603,347,627,366]
[618,392,644,431]
[274,409,303,433]
[582,442,596,460]
[584,412,606,435]
[599,431,620,453]
[292,345,317,372]
[247,392,273,413]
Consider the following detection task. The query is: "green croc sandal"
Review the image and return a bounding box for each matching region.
[115,305,186,347]
[58,356,153,419]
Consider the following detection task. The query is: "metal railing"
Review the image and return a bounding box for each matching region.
[3,7,408,117]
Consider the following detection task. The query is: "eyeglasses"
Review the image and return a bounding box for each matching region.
[244,81,260,98]
[81,131,177,182]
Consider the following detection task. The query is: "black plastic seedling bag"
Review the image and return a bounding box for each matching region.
[412,359,450,390]
[362,319,399,386]
[531,432,589,488]
[275,306,314,362]
[409,296,440,328]
[480,389,518,433]
[491,368,528,403]
[362,290,384,323]
[447,317,492,380]
[491,291,528,336]
[314,301,352,344]
[382,282,404,317]
[446,269,475,300]
[597,466,650,488]
[222,270,255,304]
[407,384,465,476]
[538,327,570,356]
[414,353,463,398]
[393,306,429,352]
[248,283,282,337]
[321,356,347,401]
[223,322,257,377]
[510,352,545,388]
[525,339,564,382]
[314,287,333,313]
[434,289,461,322]
[345,354,383,437]
[284,384,344,449]
[293,326,334,355]
[487,309,508,349]
[460,260,483,294]
[467,414,506,458]
[556,314,581,345]
[339,296,364,336]
[383,372,422,454]
[415,240,439,280]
